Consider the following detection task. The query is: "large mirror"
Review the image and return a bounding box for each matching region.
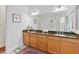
[76,6,79,33]
[29,5,75,32]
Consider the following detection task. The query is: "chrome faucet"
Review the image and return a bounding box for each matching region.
[56,31,64,35]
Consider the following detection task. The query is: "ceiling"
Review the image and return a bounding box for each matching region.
[28,5,75,15]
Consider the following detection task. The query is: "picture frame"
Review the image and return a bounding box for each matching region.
[13,13,21,23]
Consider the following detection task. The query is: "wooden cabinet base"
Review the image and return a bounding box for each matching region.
[23,32,79,54]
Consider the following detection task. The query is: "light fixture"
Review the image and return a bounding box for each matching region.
[31,9,39,16]
[53,5,67,12]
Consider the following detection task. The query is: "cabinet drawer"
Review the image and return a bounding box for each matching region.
[47,36,60,40]
[30,33,37,37]
[23,32,29,36]
[61,38,79,44]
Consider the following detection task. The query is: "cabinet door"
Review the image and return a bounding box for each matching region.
[76,44,79,54]
[61,41,77,54]
[47,36,61,54]
[23,35,30,46]
[23,32,30,46]
[30,34,37,48]
[37,35,47,51]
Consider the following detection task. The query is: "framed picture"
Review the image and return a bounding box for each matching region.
[13,13,21,23]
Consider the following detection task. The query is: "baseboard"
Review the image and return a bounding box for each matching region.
[0,47,5,53]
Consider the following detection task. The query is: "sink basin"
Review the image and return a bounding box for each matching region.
[54,34,66,36]
[30,31,37,33]
[54,34,76,38]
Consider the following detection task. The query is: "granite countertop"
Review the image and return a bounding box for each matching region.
[23,30,79,39]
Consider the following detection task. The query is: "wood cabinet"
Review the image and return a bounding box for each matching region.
[61,42,77,54]
[23,32,30,46]
[37,35,47,52]
[30,33,37,48]
[23,32,79,54]
[76,38,79,54]
[77,44,79,54]
[47,36,61,53]
[61,38,77,54]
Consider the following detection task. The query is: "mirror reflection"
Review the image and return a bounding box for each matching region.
[28,5,75,33]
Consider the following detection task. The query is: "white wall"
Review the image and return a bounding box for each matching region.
[6,5,29,53]
[0,5,6,48]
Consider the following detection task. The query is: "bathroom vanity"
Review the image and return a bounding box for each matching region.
[23,30,79,54]
[23,6,79,54]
